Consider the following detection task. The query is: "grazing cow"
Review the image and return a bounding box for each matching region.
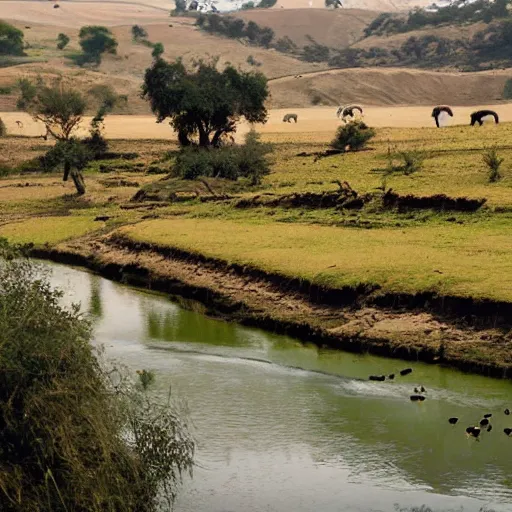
[470,110,499,126]
[15,120,23,129]
[283,113,298,123]
[337,105,363,122]
[431,105,453,128]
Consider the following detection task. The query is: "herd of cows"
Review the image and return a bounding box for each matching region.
[281,104,501,127]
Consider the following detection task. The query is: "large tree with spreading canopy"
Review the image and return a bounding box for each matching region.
[142,58,269,147]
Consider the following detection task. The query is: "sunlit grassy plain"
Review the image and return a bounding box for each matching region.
[1,121,512,301]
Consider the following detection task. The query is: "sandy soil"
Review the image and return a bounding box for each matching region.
[1,104,509,141]
[236,8,377,49]
[0,1,169,27]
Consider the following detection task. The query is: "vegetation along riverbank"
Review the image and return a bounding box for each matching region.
[1,119,512,378]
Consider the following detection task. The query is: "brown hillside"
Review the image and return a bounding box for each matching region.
[235,8,378,49]
[0,1,169,28]
[268,67,512,108]
[273,0,432,11]
[354,22,487,51]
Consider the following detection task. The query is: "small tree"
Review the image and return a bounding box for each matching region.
[44,138,91,195]
[0,21,25,56]
[16,78,38,110]
[483,146,504,182]
[331,121,376,152]
[142,59,269,147]
[132,24,148,41]
[57,32,70,50]
[171,0,187,15]
[18,81,91,194]
[151,42,164,59]
[79,25,118,65]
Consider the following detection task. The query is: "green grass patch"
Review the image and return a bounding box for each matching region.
[119,217,512,302]
[0,215,101,245]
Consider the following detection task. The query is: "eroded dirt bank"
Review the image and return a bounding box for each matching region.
[29,232,512,379]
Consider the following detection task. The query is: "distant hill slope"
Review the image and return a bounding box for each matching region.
[236,8,377,49]
[1,1,510,111]
[273,0,432,11]
[268,67,511,108]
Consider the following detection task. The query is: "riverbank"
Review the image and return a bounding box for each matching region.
[1,127,511,378]
[28,231,512,379]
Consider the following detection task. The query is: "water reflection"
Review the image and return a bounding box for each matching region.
[41,262,512,512]
[88,275,103,318]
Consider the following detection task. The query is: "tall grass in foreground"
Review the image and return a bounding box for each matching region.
[0,241,194,511]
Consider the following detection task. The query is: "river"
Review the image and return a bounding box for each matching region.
[43,261,512,512]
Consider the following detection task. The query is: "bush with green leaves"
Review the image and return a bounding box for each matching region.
[0,255,194,512]
[331,121,376,152]
[196,14,274,47]
[57,33,70,50]
[16,77,38,110]
[483,146,504,182]
[132,24,148,41]
[78,26,118,65]
[0,21,25,56]
[174,130,272,184]
[151,42,164,59]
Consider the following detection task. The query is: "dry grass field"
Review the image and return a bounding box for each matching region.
[235,8,377,49]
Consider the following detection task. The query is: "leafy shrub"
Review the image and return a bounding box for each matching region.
[301,42,330,62]
[132,25,148,41]
[16,77,38,110]
[331,121,376,152]
[0,86,12,95]
[0,21,25,56]
[78,26,118,65]
[151,42,164,59]
[0,164,12,177]
[174,131,272,184]
[274,36,297,53]
[0,257,194,511]
[483,146,504,182]
[57,33,70,50]
[246,54,261,66]
[258,0,277,7]
[196,14,274,47]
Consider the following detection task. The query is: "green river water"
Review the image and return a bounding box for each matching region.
[43,262,512,512]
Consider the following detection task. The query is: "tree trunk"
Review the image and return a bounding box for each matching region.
[63,161,70,181]
[211,129,224,148]
[71,169,86,196]
[197,124,210,147]
[178,128,191,147]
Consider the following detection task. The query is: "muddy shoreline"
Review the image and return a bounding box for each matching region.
[30,235,512,380]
